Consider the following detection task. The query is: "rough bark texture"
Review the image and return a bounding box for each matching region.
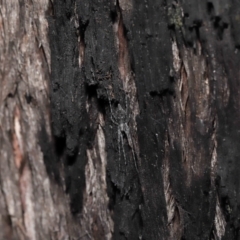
[1,0,240,239]
[0,1,81,239]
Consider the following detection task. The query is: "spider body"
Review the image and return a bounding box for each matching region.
[107,92,138,172]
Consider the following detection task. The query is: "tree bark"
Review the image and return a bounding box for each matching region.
[0,1,81,239]
[1,0,240,239]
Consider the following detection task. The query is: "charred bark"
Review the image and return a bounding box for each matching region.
[1,0,240,239]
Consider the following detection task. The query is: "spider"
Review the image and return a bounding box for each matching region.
[107,90,138,172]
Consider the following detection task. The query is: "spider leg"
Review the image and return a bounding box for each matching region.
[109,102,118,125]
[110,115,118,125]
[117,128,121,170]
[123,124,139,172]
[131,145,138,173]
[106,88,118,125]
[124,124,133,148]
[120,132,127,166]
[124,94,131,123]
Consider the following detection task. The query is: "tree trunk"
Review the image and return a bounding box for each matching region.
[1,0,240,239]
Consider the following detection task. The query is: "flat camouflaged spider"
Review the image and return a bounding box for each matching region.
[107,90,138,172]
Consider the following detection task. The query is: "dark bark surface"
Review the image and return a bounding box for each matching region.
[1,0,240,239]
[48,0,240,239]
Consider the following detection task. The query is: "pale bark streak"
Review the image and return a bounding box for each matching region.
[0,0,80,239]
